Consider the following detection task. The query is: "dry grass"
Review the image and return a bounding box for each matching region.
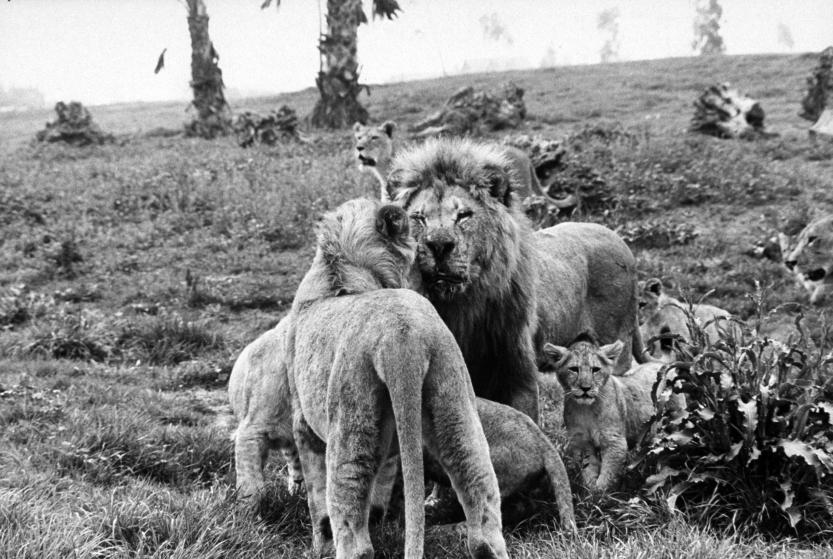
[2,52,833,557]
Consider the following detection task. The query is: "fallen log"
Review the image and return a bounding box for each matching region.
[690,83,767,139]
[35,101,114,146]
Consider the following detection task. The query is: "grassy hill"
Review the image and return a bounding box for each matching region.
[2,53,833,558]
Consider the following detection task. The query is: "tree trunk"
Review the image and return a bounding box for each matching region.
[185,0,231,139]
[310,0,369,129]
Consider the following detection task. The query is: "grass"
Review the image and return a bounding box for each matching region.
[2,52,833,557]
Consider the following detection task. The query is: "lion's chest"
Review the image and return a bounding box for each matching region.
[564,398,626,450]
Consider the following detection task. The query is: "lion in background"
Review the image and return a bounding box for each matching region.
[784,215,833,305]
[287,198,507,559]
[387,137,646,423]
[638,278,740,362]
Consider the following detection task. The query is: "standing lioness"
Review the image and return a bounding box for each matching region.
[288,199,507,559]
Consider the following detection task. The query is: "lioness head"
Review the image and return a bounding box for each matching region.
[387,138,524,301]
[542,337,624,405]
[353,121,396,172]
[637,278,663,325]
[303,198,417,300]
[784,215,833,304]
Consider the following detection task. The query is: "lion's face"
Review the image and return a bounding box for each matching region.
[353,121,395,172]
[543,340,623,405]
[785,216,833,303]
[637,279,663,326]
[387,139,520,302]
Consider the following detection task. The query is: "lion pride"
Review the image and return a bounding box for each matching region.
[387,138,645,421]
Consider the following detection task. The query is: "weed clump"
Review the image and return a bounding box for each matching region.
[116,312,224,366]
[631,290,833,539]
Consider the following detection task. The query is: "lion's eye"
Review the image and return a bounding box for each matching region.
[409,213,426,223]
[568,366,580,373]
[808,236,818,245]
[456,208,473,223]
[592,367,601,374]
[638,302,647,308]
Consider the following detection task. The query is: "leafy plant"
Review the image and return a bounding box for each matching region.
[632,289,833,538]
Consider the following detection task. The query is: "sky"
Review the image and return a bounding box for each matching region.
[0,0,831,107]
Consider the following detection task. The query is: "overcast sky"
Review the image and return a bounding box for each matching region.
[1,0,831,106]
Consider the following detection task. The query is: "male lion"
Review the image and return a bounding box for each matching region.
[387,138,645,422]
[541,336,664,492]
[784,215,833,305]
[287,198,507,559]
[639,278,740,362]
[353,121,398,202]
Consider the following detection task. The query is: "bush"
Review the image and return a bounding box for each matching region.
[631,291,833,538]
[11,310,112,361]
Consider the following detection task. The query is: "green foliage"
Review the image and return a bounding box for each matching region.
[633,291,833,538]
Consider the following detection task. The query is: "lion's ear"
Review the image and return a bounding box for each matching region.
[600,339,624,363]
[482,164,513,206]
[380,120,396,138]
[542,343,569,366]
[645,278,663,296]
[376,204,410,242]
[352,121,363,133]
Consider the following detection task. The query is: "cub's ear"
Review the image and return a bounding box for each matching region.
[542,343,569,367]
[600,339,625,364]
[380,120,396,138]
[352,121,363,133]
[644,278,663,296]
[376,204,410,241]
[481,164,513,206]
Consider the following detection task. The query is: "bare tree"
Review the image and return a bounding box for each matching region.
[597,8,620,63]
[184,0,232,138]
[777,23,794,51]
[262,0,400,129]
[692,0,725,56]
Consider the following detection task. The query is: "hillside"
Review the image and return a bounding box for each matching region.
[2,53,833,558]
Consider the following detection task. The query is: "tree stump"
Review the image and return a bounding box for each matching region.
[234,106,302,147]
[35,101,113,146]
[411,82,527,137]
[691,83,767,139]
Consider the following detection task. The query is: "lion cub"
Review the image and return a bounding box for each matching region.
[426,397,576,532]
[639,278,740,362]
[542,336,663,493]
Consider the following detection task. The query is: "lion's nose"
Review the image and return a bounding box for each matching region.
[425,235,455,261]
[785,260,796,271]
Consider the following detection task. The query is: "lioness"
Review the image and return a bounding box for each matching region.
[353,121,397,202]
[426,397,576,532]
[387,138,645,422]
[639,278,740,362]
[288,199,507,559]
[542,336,663,492]
[784,215,833,305]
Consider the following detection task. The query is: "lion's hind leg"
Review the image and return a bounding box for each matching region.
[422,374,508,559]
[293,410,332,557]
[233,421,270,506]
[327,383,394,559]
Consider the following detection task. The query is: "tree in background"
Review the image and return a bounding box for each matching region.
[692,0,725,56]
[184,0,232,138]
[262,0,400,129]
[479,12,513,46]
[597,8,620,63]
[777,22,794,51]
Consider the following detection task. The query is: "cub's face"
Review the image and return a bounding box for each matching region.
[784,216,833,303]
[543,340,623,405]
[637,279,663,325]
[353,122,395,171]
